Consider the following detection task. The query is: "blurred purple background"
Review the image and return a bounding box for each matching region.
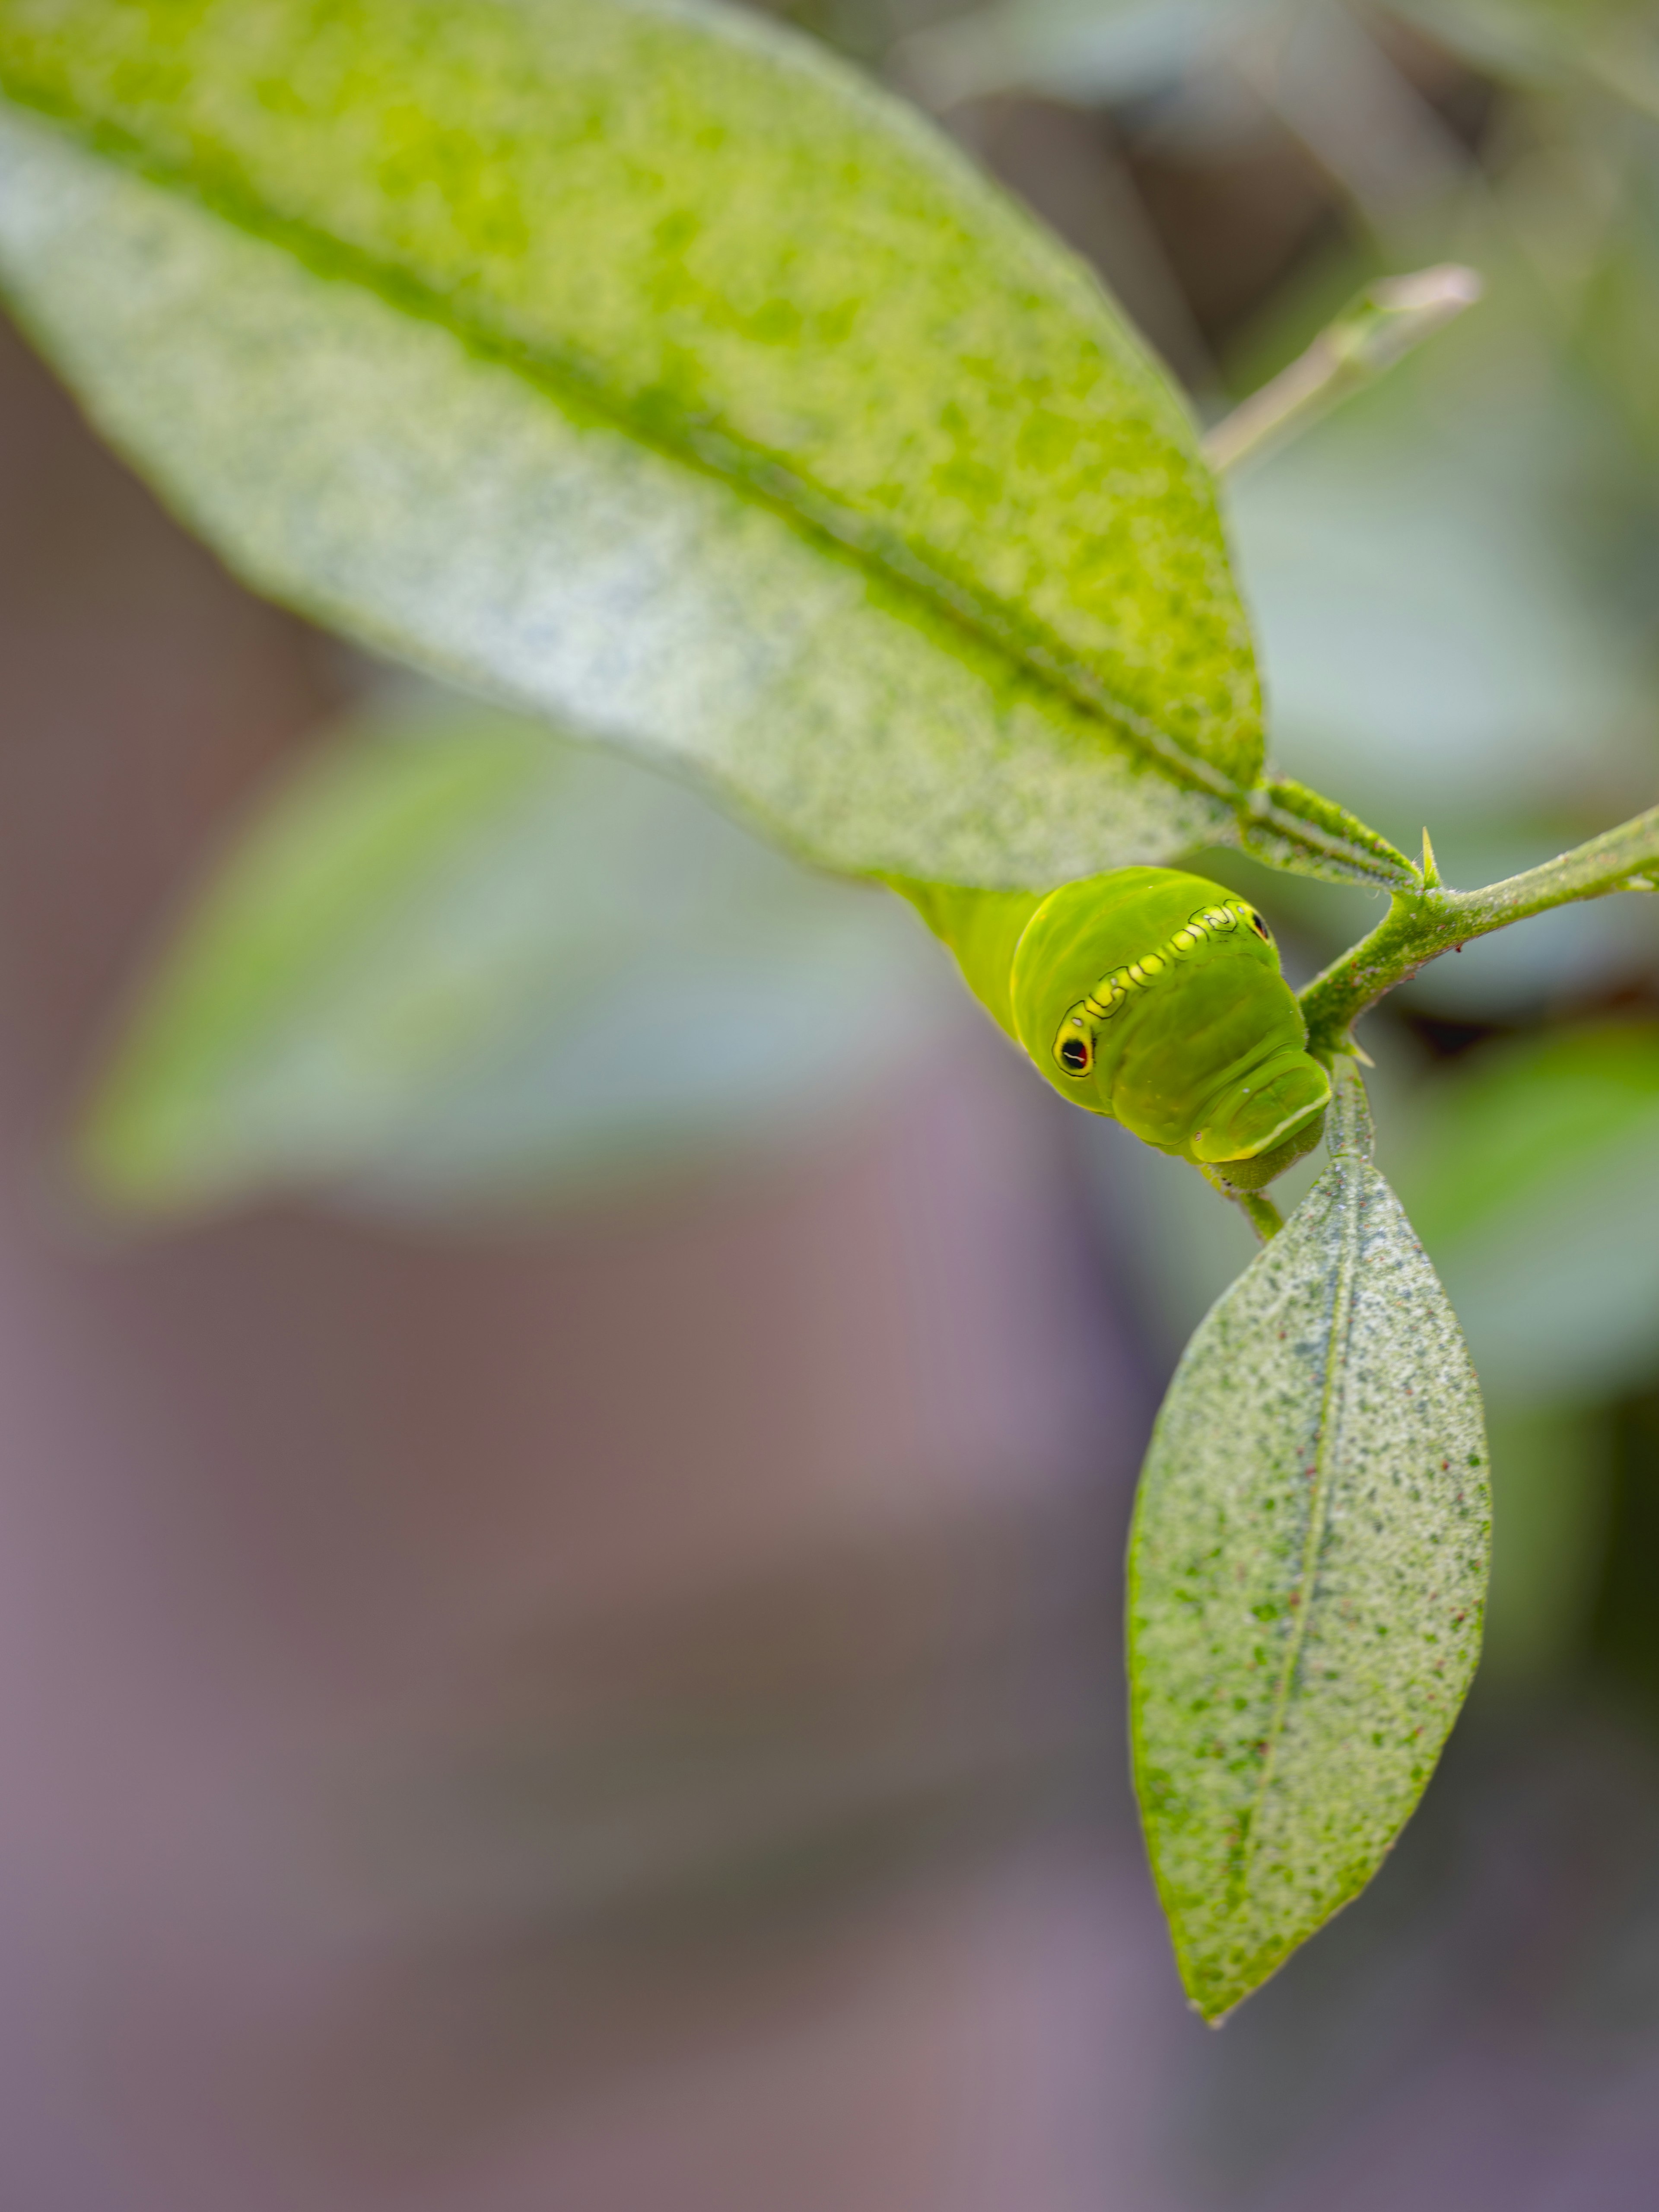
[4,3,1659,2205]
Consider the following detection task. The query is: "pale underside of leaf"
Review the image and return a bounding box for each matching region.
[1128,1129,1491,2020]
[0,0,1265,886]
[0,108,1226,885]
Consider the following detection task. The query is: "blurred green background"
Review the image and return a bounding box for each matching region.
[3,1,1659,2206]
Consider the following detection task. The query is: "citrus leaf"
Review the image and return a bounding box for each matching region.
[77,704,951,1217]
[1128,1068,1491,2020]
[1239,777,1419,891]
[0,0,1262,886]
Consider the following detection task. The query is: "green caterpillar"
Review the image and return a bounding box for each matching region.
[892,867,1331,1188]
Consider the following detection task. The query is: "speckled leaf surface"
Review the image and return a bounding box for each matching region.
[0,0,1260,885]
[1128,1071,1491,2021]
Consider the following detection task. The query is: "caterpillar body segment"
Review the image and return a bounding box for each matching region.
[883,877,1043,1046]
[887,865,1330,1180]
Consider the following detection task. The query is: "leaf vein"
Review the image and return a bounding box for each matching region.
[1230,1159,1363,1910]
[0,66,1245,820]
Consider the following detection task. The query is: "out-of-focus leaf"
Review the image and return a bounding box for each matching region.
[79,706,953,1219]
[0,0,1263,888]
[894,0,1251,110]
[1217,221,1659,959]
[1478,1405,1614,1686]
[1230,372,1654,847]
[1398,1022,1659,1405]
[1129,1072,1490,2020]
[1392,0,1659,102]
[1573,197,1659,479]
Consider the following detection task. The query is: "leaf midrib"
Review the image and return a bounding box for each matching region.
[1230,1154,1363,1922]
[0,65,1246,812]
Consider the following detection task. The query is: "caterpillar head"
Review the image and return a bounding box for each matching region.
[1189,1045,1332,1167]
[1011,869,1329,1174]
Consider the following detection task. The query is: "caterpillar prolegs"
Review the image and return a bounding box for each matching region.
[890,866,1331,1188]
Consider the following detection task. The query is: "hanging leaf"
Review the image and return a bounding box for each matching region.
[1128,1068,1491,2021]
[0,0,1262,887]
[78,704,951,1218]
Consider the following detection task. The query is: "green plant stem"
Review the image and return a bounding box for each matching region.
[1198,1163,1284,1241]
[1300,803,1659,1055]
[1203,265,1482,477]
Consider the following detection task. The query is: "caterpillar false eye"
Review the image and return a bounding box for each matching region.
[889,865,1329,1182]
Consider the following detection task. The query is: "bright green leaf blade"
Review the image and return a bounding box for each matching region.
[1128,1074,1491,2021]
[78,705,953,1217]
[0,0,1261,885]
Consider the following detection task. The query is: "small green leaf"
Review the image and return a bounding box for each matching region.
[1128,1069,1490,2020]
[0,0,1262,886]
[77,704,950,1217]
[1239,777,1420,890]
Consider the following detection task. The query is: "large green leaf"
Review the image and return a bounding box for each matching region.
[0,0,1263,887]
[78,702,953,1217]
[1128,1070,1490,2020]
